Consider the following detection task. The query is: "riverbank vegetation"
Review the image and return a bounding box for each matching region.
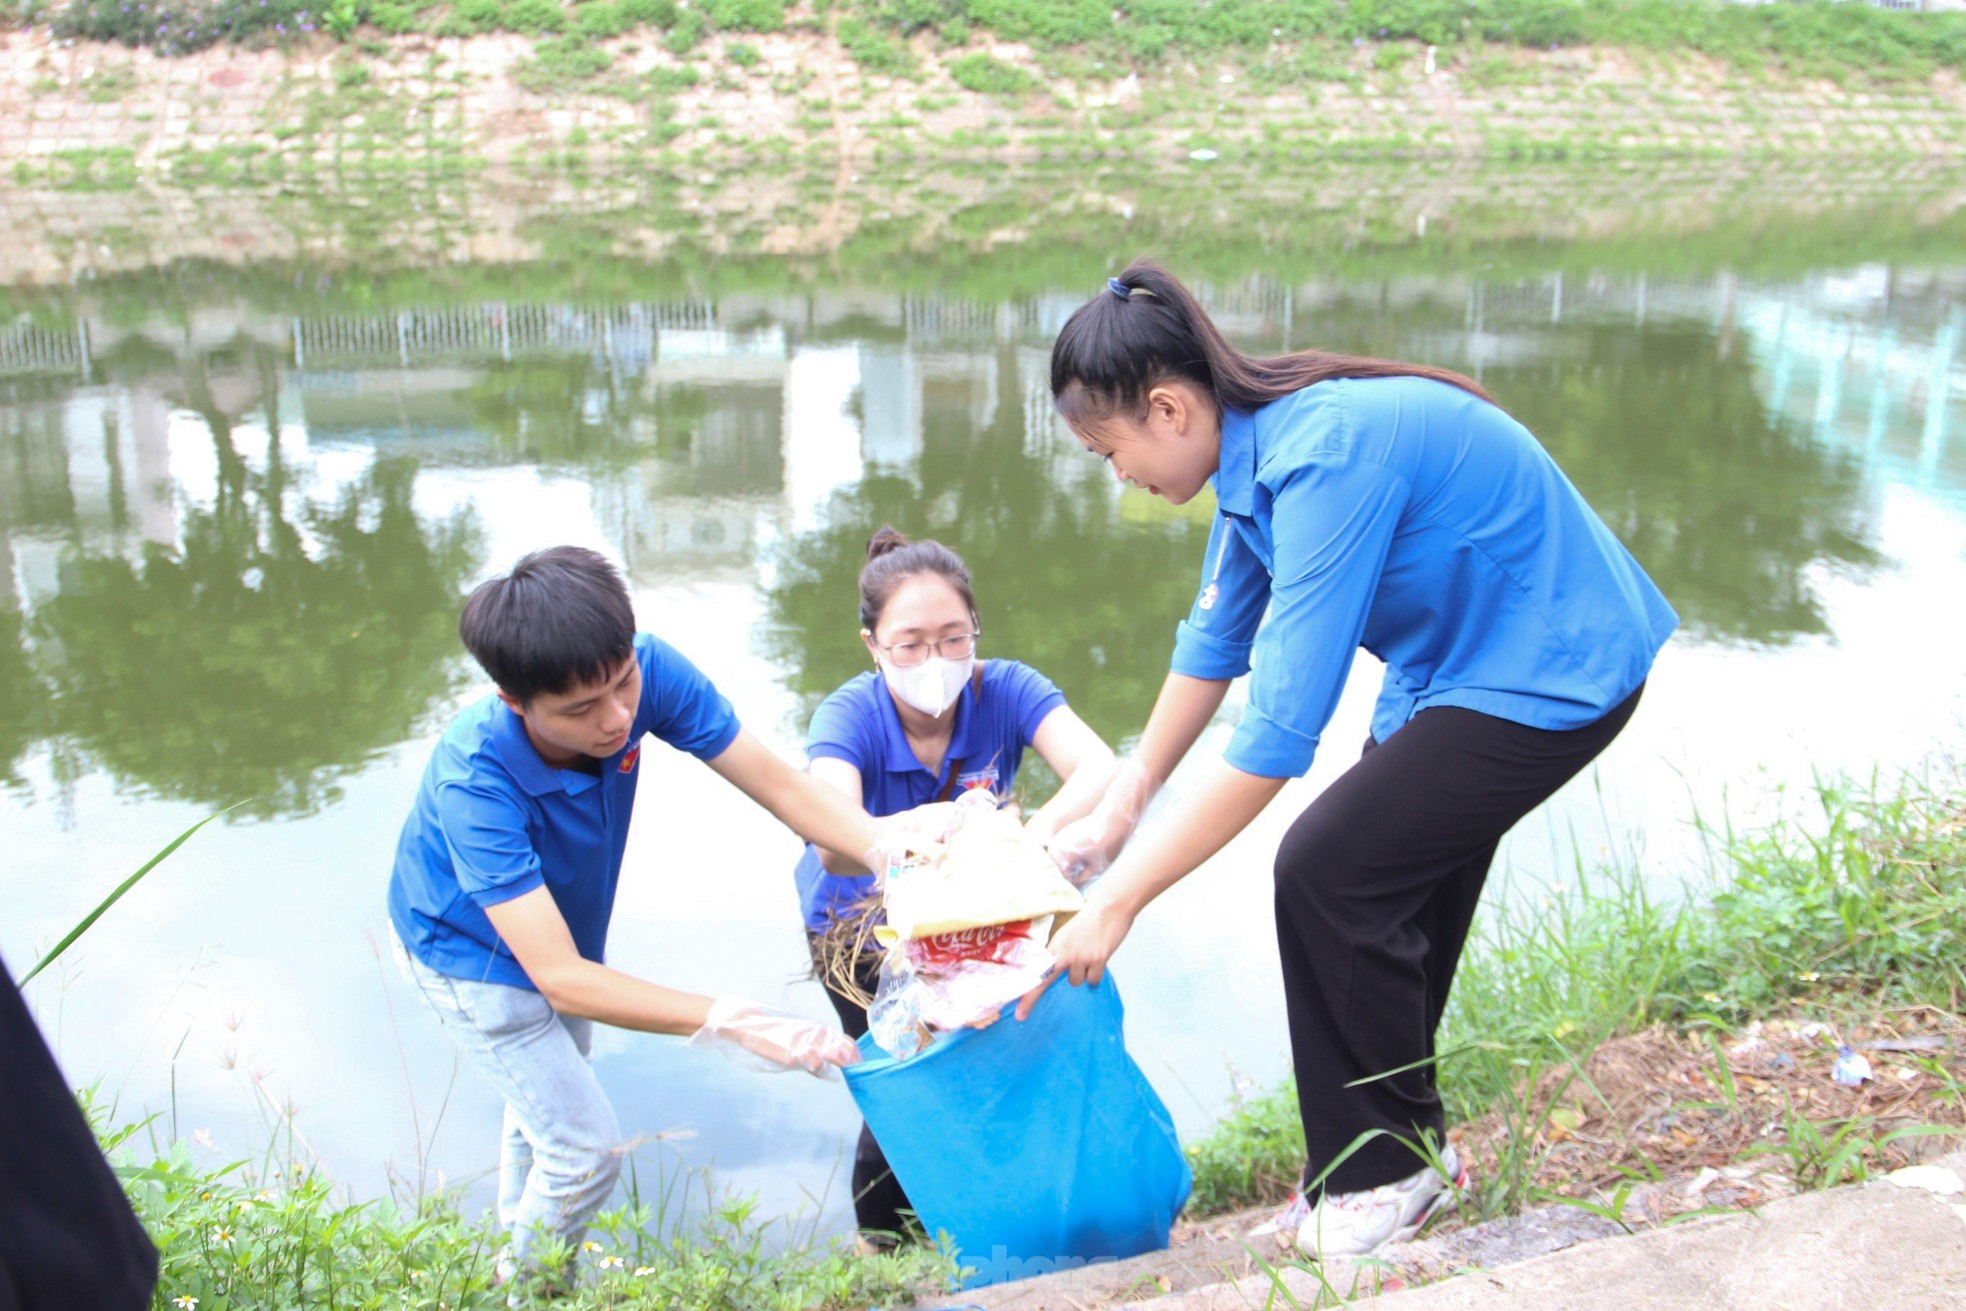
[4,0,1965,83]
[104,1125,957,1309]
[1187,768,1966,1225]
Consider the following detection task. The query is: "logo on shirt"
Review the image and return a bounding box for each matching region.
[956,767,999,793]
[619,746,641,774]
[1199,582,1219,611]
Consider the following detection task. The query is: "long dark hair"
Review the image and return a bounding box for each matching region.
[858,526,977,633]
[1050,258,1492,426]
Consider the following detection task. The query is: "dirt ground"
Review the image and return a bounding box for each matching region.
[1448,1013,1966,1228]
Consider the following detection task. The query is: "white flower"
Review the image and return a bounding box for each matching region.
[635,1266,657,1277]
[173,1299,199,1310]
[599,1255,624,1269]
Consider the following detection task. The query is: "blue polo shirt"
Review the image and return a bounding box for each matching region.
[387,632,741,989]
[1172,375,1678,779]
[792,660,1066,932]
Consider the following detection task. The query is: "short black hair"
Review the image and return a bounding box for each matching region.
[458,546,635,704]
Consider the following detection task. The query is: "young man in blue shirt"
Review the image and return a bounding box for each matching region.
[388,546,893,1284]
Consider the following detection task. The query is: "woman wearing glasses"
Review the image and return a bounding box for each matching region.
[795,525,1118,1247]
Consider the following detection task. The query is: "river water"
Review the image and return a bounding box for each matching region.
[3,175,1963,1238]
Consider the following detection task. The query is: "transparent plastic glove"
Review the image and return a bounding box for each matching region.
[686,997,862,1080]
[1043,759,1159,885]
[859,803,956,886]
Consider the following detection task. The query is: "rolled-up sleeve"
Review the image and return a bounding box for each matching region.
[1226,457,1409,778]
[1170,511,1270,680]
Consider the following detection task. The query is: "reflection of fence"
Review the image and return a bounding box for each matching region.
[900,295,1043,343]
[290,301,717,369]
[10,277,1966,412]
[0,321,89,381]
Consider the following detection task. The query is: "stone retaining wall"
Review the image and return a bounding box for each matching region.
[2,28,1964,182]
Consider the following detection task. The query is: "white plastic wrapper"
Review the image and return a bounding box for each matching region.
[686,997,862,1080]
[867,916,1056,1059]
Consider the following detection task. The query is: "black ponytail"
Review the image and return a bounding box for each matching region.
[1051,258,1491,426]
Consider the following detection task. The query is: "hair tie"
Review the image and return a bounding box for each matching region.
[1106,277,1132,300]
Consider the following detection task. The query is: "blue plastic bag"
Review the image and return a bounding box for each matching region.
[843,972,1191,1288]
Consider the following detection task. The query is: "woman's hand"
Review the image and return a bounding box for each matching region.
[1041,758,1159,884]
[1015,899,1136,1020]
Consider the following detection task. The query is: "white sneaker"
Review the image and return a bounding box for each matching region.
[1248,1189,1313,1240]
[1292,1146,1466,1258]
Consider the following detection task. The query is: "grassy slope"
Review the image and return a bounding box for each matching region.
[1186,770,1966,1220]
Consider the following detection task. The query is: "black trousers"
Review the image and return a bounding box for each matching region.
[807,939,915,1238]
[1274,685,1642,1198]
[1,953,158,1311]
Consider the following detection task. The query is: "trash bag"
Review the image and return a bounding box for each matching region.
[844,972,1191,1288]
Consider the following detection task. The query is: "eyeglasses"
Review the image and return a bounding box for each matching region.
[870,631,980,668]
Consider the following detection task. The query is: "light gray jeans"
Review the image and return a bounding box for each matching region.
[393,937,624,1274]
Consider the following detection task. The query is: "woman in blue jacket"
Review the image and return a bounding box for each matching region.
[799,526,1117,1246]
[1032,261,1677,1259]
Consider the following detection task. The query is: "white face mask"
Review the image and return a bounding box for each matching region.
[882,654,974,718]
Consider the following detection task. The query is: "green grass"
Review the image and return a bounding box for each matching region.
[8,0,1964,88]
[945,52,1034,97]
[514,35,614,93]
[95,1097,958,1309]
[1184,769,1966,1217]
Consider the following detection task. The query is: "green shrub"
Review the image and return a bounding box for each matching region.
[502,0,567,34]
[617,0,675,27]
[726,39,761,67]
[516,32,611,89]
[946,51,1033,97]
[322,0,363,38]
[663,5,704,50]
[646,63,701,90]
[441,0,501,32]
[52,0,327,53]
[574,0,627,39]
[369,0,426,33]
[706,0,781,31]
[857,0,966,41]
[838,15,915,75]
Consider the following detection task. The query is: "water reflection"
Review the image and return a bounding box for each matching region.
[1,350,482,818]
[4,268,1962,814]
[1504,323,1885,645]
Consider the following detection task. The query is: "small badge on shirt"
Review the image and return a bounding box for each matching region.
[1199,583,1219,611]
[619,746,641,774]
[957,768,1000,793]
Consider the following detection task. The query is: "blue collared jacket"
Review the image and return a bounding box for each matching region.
[1170,376,1678,778]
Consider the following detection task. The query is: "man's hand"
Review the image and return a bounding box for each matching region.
[687,997,863,1078]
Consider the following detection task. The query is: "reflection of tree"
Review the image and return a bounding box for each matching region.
[763,349,1211,757]
[1492,324,1883,646]
[37,445,483,820]
[463,359,659,470]
[0,584,47,789]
